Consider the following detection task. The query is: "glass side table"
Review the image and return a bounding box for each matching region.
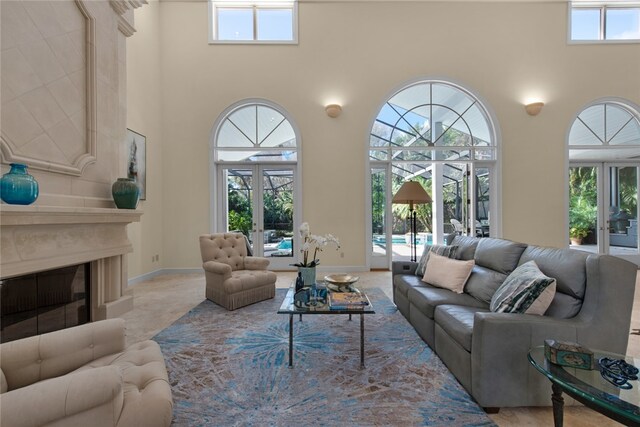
[528,346,640,427]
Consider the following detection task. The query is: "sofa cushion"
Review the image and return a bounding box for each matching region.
[464,265,507,304]
[407,284,488,319]
[451,235,480,260]
[394,274,427,298]
[518,245,588,300]
[415,244,458,277]
[435,305,490,352]
[474,238,527,274]
[423,253,474,293]
[490,260,557,314]
[518,245,588,319]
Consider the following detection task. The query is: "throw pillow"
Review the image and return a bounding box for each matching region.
[422,253,475,294]
[415,244,458,277]
[490,260,557,315]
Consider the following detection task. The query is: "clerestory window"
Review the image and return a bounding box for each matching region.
[209,1,297,44]
[570,2,640,42]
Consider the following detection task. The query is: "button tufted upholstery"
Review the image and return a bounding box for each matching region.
[200,233,277,310]
[0,319,173,427]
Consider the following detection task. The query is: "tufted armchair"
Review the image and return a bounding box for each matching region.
[0,319,173,427]
[200,233,277,310]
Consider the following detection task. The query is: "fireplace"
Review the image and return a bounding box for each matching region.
[0,205,142,331]
[1,263,90,343]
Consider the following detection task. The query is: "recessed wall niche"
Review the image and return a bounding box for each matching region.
[0,0,96,176]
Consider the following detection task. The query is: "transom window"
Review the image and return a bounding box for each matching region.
[209,1,297,43]
[570,2,640,42]
[215,102,297,162]
[370,81,495,162]
[569,100,640,160]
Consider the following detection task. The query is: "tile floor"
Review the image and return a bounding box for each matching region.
[122,271,639,426]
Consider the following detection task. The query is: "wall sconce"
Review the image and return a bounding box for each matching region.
[525,102,544,116]
[325,104,342,118]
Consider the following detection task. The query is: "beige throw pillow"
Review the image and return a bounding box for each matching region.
[422,252,475,294]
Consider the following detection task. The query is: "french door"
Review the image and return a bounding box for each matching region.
[369,162,495,269]
[217,164,298,270]
[569,162,640,264]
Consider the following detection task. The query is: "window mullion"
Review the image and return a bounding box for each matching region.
[601,5,606,40]
[253,6,258,41]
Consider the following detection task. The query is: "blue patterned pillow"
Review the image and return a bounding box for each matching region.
[490,260,557,314]
[415,244,458,277]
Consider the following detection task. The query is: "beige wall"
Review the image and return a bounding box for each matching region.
[126,0,164,278]
[1,0,128,208]
[129,0,640,273]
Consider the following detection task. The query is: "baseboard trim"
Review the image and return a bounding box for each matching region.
[127,268,202,286]
[128,266,369,286]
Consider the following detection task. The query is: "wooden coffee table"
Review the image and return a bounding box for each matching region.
[277,284,375,368]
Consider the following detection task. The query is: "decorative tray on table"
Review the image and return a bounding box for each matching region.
[324,274,359,292]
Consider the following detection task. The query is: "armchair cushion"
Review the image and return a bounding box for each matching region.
[0,365,124,427]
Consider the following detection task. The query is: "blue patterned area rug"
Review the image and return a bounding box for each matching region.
[154,288,495,426]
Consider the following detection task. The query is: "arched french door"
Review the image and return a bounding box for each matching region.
[368,80,500,268]
[568,99,640,265]
[211,99,301,270]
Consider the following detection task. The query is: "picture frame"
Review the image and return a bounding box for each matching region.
[125,128,146,200]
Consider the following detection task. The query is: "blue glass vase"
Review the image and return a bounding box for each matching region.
[112,178,139,209]
[0,163,39,205]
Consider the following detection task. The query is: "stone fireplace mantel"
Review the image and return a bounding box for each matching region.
[1,205,142,320]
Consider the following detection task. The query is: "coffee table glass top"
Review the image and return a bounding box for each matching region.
[277,282,375,315]
[528,346,640,421]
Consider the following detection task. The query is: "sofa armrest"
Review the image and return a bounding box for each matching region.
[203,260,232,276]
[244,256,270,270]
[470,312,581,407]
[0,366,124,427]
[1,319,126,391]
[392,261,418,277]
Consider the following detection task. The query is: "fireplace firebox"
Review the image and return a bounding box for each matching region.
[0,263,90,343]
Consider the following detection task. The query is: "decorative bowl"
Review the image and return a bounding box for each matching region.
[324,274,359,292]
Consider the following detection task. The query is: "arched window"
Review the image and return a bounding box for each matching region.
[567,99,640,262]
[214,102,297,161]
[368,80,498,267]
[212,100,300,269]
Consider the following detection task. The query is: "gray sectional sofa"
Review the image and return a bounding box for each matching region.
[392,235,637,408]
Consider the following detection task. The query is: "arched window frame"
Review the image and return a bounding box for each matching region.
[366,78,501,268]
[209,98,302,234]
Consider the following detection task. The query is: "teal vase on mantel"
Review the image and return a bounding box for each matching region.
[298,266,316,288]
[0,163,39,205]
[112,178,139,209]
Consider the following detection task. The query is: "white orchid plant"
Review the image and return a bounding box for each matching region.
[293,222,340,268]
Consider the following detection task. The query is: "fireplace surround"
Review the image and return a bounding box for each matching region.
[0,205,142,324]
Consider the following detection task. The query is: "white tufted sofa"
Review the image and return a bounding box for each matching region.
[0,319,173,427]
[200,233,277,310]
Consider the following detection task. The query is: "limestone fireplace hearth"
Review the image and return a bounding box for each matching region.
[1,205,141,320]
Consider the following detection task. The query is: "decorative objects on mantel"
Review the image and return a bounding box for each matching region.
[0,163,39,205]
[112,177,139,209]
[292,222,340,286]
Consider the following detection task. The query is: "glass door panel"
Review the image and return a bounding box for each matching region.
[371,167,388,261]
[475,166,490,237]
[262,167,295,269]
[569,166,599,249]
[607,165,639,259]
[224,168,255,251]
[441,163,468,236]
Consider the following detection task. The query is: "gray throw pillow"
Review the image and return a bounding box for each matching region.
[490,260,556,314]
[415,244,457,277]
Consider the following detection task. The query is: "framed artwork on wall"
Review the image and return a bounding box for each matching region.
[126,128,146,200]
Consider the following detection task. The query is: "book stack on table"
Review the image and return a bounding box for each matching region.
[329,292,369,310]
